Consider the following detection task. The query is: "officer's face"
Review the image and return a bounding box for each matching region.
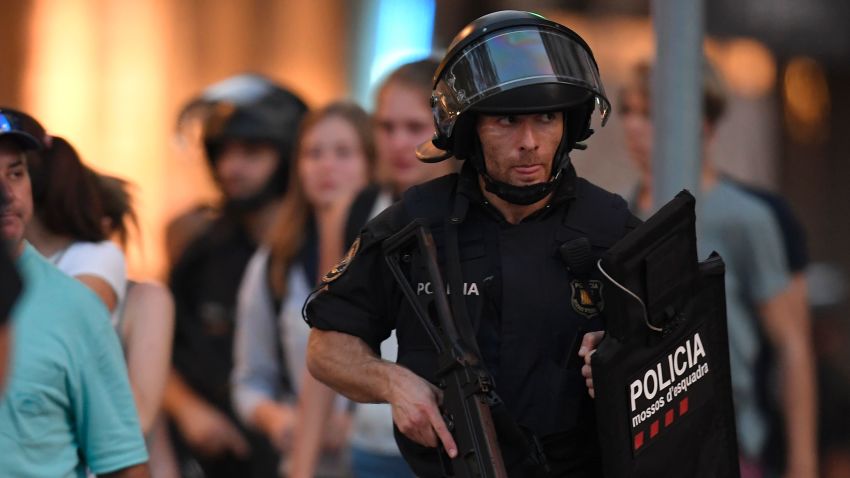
[375,82,454,193]
[214,140,280,200]
[476,112,563,187]
[620,90,653,176]
[0,140,33,256]
[298,114,369,209]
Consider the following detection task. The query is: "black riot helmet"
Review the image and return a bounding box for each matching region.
[189,75,307,212]
[0,108,47,152]
[416,11,611,205]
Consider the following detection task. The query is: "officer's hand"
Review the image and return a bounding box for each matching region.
[579,331,605,398]
[387,365,458,458]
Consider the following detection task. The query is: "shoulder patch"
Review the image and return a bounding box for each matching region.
[321,236,361,284]
[570,279,604,317]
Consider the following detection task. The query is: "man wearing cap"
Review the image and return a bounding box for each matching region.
[304,11,639,477]
[0,108,149,477]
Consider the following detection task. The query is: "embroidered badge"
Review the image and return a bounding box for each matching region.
[570,279,604,317]
[321,236,361,284]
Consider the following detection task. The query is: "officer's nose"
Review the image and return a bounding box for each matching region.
[518,122,539,152]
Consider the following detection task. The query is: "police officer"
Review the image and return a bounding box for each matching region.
[305,11,639,477]
[163,79,308,478]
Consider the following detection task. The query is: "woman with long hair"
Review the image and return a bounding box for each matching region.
[231,101,374,476]
[25,136,126,315]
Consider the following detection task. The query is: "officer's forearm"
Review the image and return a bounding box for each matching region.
[306,328,396,404]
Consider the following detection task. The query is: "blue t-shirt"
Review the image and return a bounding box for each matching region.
[0,243,148,477]
[697,180,790,459]
[730,181,809,273]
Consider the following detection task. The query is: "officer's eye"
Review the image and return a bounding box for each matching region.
[540,113,557,122]
[496,115,517,126]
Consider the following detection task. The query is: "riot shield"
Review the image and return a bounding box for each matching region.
[591,190,740,477]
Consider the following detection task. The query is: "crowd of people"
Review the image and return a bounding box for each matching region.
[0,9,826,478]
[0,55,454,478]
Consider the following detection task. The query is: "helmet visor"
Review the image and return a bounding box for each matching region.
[433,26,610,139]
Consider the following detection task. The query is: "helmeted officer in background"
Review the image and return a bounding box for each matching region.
[163,77,308,478]
[305,11,639,477]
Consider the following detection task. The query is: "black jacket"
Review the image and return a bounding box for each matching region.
[307,163,639,477]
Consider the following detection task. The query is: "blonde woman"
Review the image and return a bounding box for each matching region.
[232,101,374,476]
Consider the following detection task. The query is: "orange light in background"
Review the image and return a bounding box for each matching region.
[24,0,173,280]
[707,37,777,98]
[23,0,100,157]
[21,0,351,281]
[783,56,830,144]
[99,0,171,280]
[269,0,350,107]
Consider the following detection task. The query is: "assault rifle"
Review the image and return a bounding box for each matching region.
[383,219,509,478]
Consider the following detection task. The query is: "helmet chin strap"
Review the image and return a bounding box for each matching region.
[481,169,562,206]
[473,119,572,206]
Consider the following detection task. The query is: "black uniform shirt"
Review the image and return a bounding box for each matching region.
[307,162,639,476]
[170,214,257,415]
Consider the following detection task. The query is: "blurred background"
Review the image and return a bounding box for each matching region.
[1,0,848,471]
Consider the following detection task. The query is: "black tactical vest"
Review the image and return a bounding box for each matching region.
[369,167,636,476]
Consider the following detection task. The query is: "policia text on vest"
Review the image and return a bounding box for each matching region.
[628,332,711,439]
